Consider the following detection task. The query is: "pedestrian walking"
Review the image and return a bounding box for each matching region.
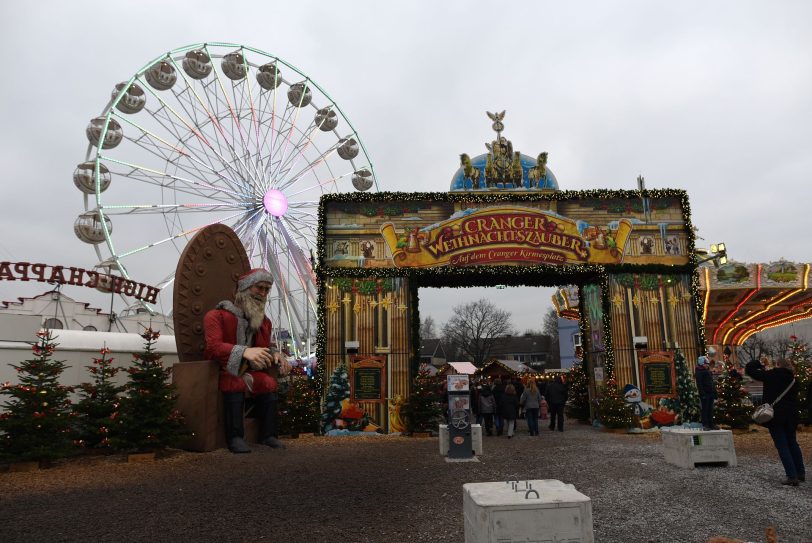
[471,382,481,425]
[492,377,505,436]
[478,384,496,436]
[546,374,567,432]
[512,378,525,402]
[520,380,542,436]
[807,379,812,425]
[746,358,806,486]
[501,384,520,438]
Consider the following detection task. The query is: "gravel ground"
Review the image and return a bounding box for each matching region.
[1,422,810,543]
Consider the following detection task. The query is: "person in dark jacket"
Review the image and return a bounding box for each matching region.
[807,380,812,425]
[545,375,567,432]
[500,384,520,438]
[478,384,496,436]
[492,378,505,436]
[694,355,718,430]
[470,382,481,425]
[746,357,806,486]
[512,378,525,403]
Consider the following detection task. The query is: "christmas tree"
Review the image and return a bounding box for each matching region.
[321,363,350,432]
[0,330,75,461]
[595,378,634,429]
[713,360,752,429]
[401,365,442,434]
[673,349,701,423]
[280,366,320,437]
[565,362,591,422]
[787,335,811,424]
[74,346,123,450]
[110,329,188,451]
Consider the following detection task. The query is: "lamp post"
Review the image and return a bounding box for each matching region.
[697,242,727,267]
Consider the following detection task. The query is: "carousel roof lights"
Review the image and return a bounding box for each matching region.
[728,286,805,345]
[711,265,762,344]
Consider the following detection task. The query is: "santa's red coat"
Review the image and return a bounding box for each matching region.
[203,307,278,393]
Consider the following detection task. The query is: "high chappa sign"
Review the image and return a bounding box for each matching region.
[0,261,160,303]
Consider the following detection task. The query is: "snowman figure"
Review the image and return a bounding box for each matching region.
[623,384,653,417]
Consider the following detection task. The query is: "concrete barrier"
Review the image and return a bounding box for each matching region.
[463,479,593,543]
[661,428,737,468]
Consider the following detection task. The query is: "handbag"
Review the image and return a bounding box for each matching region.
[751,379,795,424]
[751,403,773,424]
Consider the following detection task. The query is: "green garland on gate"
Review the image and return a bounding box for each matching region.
[314,189,708,388]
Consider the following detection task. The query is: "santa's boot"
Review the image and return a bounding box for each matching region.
[222,392,251,453]
[255,392,285,449]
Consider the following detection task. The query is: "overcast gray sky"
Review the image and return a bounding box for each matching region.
[1,1,810,332]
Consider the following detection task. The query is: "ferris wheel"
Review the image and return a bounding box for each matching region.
[73,42,378,354]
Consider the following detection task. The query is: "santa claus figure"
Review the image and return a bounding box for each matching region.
[204,268,291,453]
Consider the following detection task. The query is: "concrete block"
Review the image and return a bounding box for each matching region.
[463,479,593,543]
[661,428,737,468]
[439,424,483,456]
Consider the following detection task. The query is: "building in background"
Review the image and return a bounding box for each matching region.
[420,338,448,368]
[0,290,177,394]
[490,333,552,371]
[479,358,538,380]
[0,289,172,335]
[557,317,581,370]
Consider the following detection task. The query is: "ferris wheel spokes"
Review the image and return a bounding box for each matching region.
[284,169,354,198]
[163,58,255,182]
[276,217,317,309]
[113,209,250,260]
[133,97,254,197]
[99,155,246,203]
[261,229,310,355]
[98,203,247,216]
[267,97,310,186]
[278,146,344,194]
[109,103,249,194]
[273,122,345,192]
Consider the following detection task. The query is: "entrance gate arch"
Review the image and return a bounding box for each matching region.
[317,190,704,432]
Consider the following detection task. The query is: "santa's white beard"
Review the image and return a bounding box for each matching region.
[235,290,266,330]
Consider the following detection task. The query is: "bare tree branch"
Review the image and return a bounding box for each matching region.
[419,315,437,340]
[441,299,514,367]
[542,308,561,368]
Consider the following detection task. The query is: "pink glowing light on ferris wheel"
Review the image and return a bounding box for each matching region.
[263,189,288,217]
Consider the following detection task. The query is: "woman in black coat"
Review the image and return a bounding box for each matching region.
[695,356,718,430]
[500,384,520,439]
[545,375,568,432]
[745,357,806,486]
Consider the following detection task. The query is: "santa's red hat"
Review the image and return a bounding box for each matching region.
[237,268,274,291]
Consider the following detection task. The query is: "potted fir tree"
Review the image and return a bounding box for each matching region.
[595,378,634,432]
[0,330,75,469]
[109,329,188,460]
[402,365,442,437]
